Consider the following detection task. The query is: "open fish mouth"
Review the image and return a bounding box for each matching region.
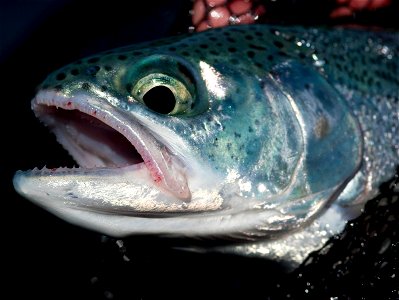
[16,89,192,204]
[13,89,226,236]
[12,89,231,238]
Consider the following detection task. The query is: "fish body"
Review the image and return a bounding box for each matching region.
[13,25,398,267]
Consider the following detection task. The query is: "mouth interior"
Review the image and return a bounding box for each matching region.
[37,106,144,169]
[33,96,191,201]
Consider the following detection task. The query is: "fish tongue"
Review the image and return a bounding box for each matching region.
[127,117,191,201]
[146,145,191,201]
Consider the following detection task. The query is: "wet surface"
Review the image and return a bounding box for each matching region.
[1,1,398,299]
[88,170,398,299]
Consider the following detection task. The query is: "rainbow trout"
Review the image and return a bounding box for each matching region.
[13,25,398,267]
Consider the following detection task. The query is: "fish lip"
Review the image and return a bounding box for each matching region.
[31,89,191,201]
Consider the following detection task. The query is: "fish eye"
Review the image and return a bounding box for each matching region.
[131,73,194,115]
[143,86,175,114]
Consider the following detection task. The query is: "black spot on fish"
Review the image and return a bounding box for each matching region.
[81,82,91,90]
[267,55,274,61]
[70,69,79,76]
[367,76,374,86]
[168,47,176,52]
[88,57,100,63]
[86,66,100,76]
[249,44,266,51]
[234,132,241,138]
[248,126,253,133]
[247,51,255,58]
[104,65,113,71]
[255,62,263,68]
[56,72,66,81]
[228,47,237,53]
[223,31,231,36]
[126,83,132,92]
[245,35,253,41]
[305,83,311,90]
[254,119,260,125]
[210,37,217,41]
[100,85,108,92]
[387,61,396,73]
[118,54,127,61]
[227,143,232,151]
[299,52,306,59]
[200,44,208,49]
[273,40,284,49]
[227,37,236,43]
[277,51,288,57]
[181,51,190,56]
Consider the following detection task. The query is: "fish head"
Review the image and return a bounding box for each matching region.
[13,26,362,239]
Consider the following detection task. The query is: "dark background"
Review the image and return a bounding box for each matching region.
[1,1,398,299]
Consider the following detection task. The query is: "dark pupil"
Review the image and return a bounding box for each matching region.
[143,86,176,114]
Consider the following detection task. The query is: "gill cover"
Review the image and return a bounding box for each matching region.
[258,60,362,232]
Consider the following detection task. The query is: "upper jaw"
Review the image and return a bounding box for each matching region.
[29,89,191,201]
